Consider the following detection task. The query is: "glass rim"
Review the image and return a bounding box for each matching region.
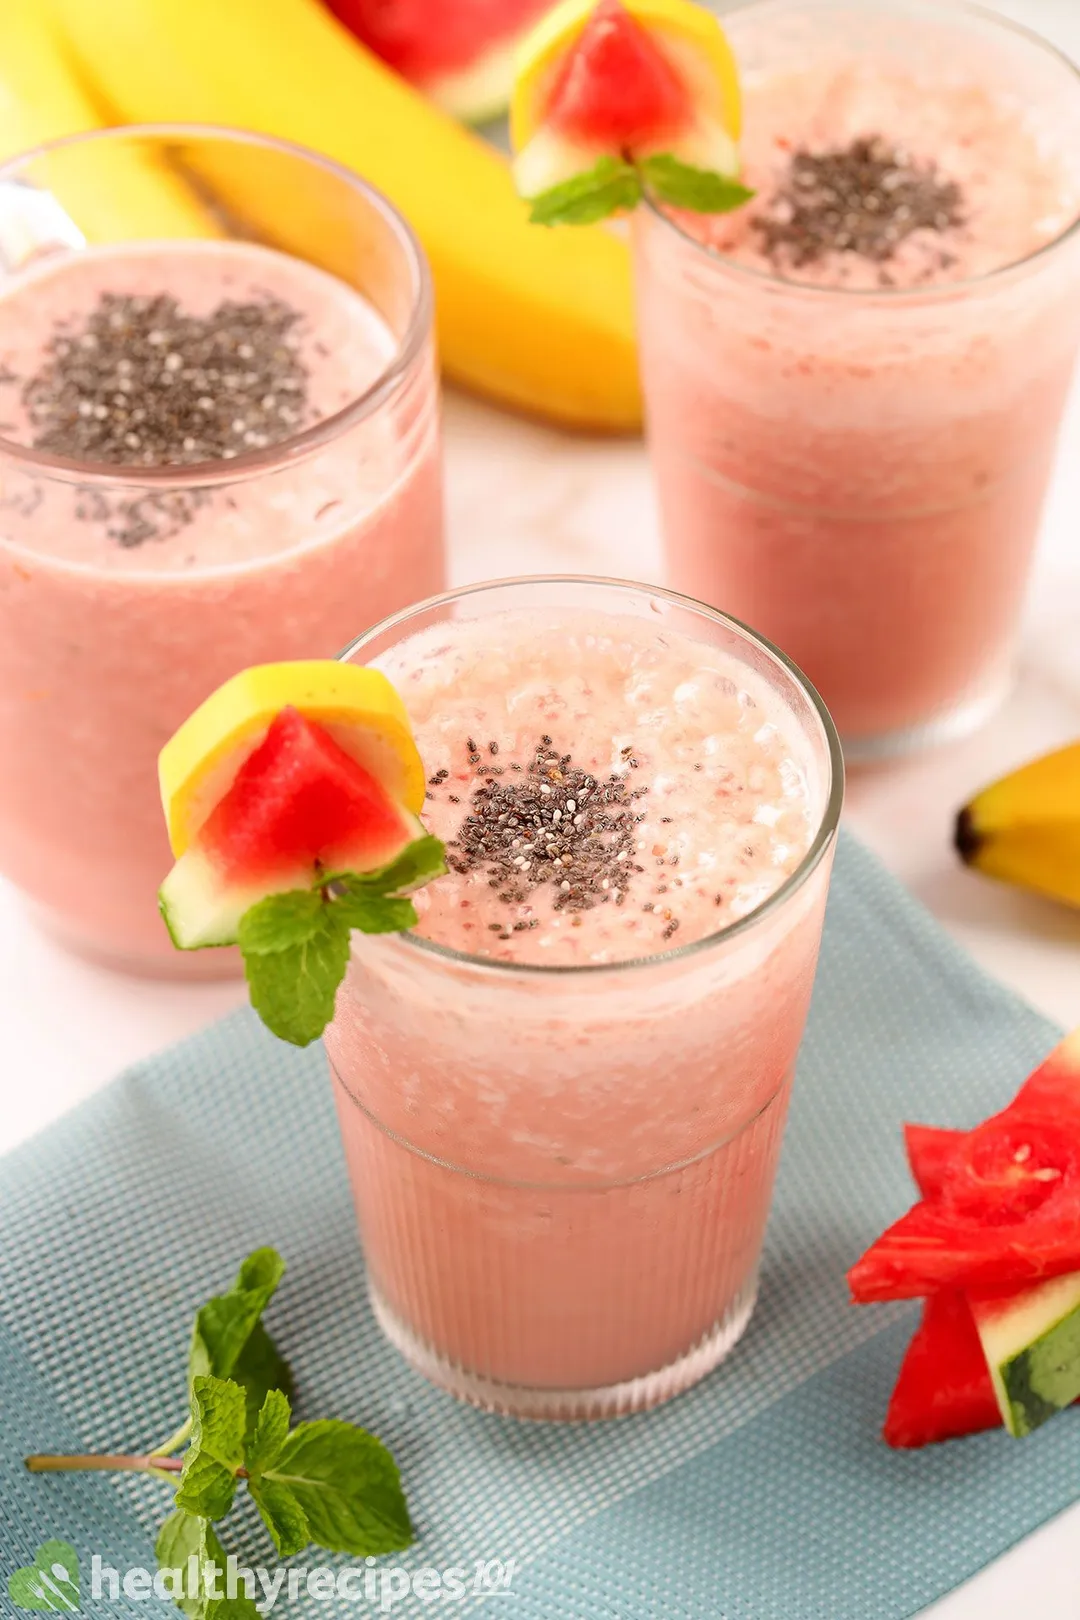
[644,0,1080,303]
[0,122,434,485]
[337,573,845,980]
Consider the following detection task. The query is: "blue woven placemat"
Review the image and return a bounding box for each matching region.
[1,833,1076,1619]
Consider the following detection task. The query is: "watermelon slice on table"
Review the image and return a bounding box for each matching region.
[510,0,749,225]
[860,1032,1080,1445]
[324,0,553,122]
[904,1123,965,1202]
[849,1030,1080,1302]
[883,1292,1003,1448]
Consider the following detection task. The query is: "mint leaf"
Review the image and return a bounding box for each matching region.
[528,155,642,226]
[640,153,754,213]
[175,1377,246,1520]
[245,1388,311,1558]
[333,888,418,935]
[156,1513,225,1620]
[236,836,445,1044]
[326,833,447,897]
[250,1476,311,1559]
[258,1419,412,1555]
[155,1513,259,1620]
[189,1249,291,1441]
[234,889,325,954]
[239,900,350,1047]
[191,1248,285,1384]
[245,1388,291,1476]
[156,1511,206,1619]
[230,1322,293,1441]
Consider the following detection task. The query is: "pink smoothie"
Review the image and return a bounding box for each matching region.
[324,596,839,1417]
[0,240,442,971]
[635,0,1080,750]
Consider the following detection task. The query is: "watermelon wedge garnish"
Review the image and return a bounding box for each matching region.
[157,661,446,1046]
[325,0,553,124]
[160,706,428,950]
[510,0,752,225]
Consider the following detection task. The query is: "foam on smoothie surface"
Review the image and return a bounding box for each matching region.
[0,241,397,570]
[376,610,816,967]
[680,60,1080,289]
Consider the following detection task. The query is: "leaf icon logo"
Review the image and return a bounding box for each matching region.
[8,1541,79,1612]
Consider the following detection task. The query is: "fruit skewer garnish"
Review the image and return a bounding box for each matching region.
[50,0,642,433]
[851,1028,1080,1445]
[510,0,752,224]
[158,662,446,1046]
[326,0,553,124]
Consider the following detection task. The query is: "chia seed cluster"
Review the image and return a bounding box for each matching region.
[753,136,964,273]
[428,736,692,945]
[22,291,311,467]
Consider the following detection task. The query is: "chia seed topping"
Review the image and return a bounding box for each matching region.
[442,739,648,918]
[753,136,964,271]
[22,291,311,468]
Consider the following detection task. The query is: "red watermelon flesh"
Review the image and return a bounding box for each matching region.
[545,0,690,148]
[325,0,552,119]
[850,1032,1080,1303]
[883,1292,1003,1448]
[904,1123,966,1201]
[200,706,416,885]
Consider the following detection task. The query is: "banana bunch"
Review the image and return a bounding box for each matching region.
[0,0,98,164]
[956,743,1080,908]
[43,0,641,432]
[0,0,210,244]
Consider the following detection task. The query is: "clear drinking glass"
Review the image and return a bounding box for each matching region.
[634,0,1080,757]
[323,577,843,1419]
[0,126,443,975]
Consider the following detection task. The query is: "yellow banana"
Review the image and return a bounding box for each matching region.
[50,0,642,432]
[956,742,1080,908]
[0,0,100,163]
[0,0,210,242]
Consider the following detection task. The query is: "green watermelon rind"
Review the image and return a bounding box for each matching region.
[159,809,428,952]
[971,1271,1080,1437]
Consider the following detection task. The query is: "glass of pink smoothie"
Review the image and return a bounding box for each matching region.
[324,576,843,1419]
[0,126,443,974]
[634,0,1080,756]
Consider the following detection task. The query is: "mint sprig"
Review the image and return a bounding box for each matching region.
[527,155,642,225]
[527,150,753,227]
[238,832,447,1048]
[25,1248,413,1611]
[639,152,754,212]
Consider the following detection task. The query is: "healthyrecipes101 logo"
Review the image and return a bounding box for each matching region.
[8,1541,80,1612]
[8,1540,519,1613]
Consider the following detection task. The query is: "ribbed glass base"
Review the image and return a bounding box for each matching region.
[370,1276,758,1421]
[841,672,1012,763]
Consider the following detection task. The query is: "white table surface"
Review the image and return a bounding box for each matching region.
[4,0,1080,1610]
